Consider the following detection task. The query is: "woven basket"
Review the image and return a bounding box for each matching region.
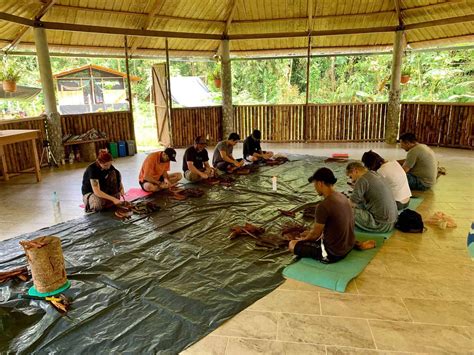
[20,236,67,293]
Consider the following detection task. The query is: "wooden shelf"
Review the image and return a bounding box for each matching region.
[63,138,107,146]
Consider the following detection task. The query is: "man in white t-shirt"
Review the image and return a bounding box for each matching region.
[362,150,411,210]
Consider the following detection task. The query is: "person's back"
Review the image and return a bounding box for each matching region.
[243,135,260,160]
[378,160,411,206]
[317,191,355,256]
[406,143,437,187]
[212,140,228,166]
[353,171,398,224]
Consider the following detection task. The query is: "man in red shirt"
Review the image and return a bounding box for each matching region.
[138,147,182,192]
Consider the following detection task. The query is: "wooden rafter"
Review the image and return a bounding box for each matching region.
[129,0,167,56]
[394,0,403,27]
[307,0,313,32]
[5,0,55,53]
[43,1,464,27]
[1,12,472,42]
[215,0,239,55]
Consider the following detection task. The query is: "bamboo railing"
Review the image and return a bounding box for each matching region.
[61,111,134,151]
[171,106,222,147]
[400,102,474,148]
[234,103,387,142]
[0,116,46,175]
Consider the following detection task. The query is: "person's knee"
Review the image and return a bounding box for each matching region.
[288,240,298,252]
[143,182,159,192]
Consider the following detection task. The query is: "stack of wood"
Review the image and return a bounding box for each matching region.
[0,266,29,283]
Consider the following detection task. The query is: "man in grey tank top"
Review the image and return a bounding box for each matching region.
[346,162,398,233]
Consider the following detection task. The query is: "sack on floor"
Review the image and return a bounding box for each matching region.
[395,209,424,233]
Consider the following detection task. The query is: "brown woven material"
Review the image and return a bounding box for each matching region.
[20,236,67,293]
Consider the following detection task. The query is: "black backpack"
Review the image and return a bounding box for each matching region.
[395,209,424,233]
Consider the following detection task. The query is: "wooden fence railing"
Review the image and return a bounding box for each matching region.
[171,106,222,147]
[61,111,134,151]
[0,116,46,175]
[400,102,474,148]
[233,103,387,142]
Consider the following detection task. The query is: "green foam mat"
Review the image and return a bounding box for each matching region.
[282,235,385,292]
[28,280,71,297]
[355,196,424,239]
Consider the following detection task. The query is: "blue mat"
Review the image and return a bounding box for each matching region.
[467,222,474,260]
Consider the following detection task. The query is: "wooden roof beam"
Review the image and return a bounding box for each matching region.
[215,0,239,55]
[129,0,167,56]
[5,0,56,53]
[307,0,313,32]
[1,12,472,41]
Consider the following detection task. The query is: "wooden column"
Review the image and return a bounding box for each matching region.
[221,39,233,138]
[386,29,405,144]
[304,34,312,141]
[34,27,64,161]
[124,36,136,141]
[165,38,173,146]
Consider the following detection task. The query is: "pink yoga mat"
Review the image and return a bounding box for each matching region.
[80,188,151,208]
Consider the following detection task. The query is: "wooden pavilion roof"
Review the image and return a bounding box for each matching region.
[53,64,141,81]
[0,0,473,58]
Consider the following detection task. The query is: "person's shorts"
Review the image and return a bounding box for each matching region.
[139,176,164,191]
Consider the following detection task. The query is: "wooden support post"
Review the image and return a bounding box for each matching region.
[304,34,312,141]
[124,36,136,142]
[165,38,174,146]
[386,29,405,144]
[34,27,64,163]
[221,39,233,138]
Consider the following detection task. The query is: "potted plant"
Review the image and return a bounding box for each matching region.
[0,63,21,93]
[211,65,221,88]
[400,68,411,84]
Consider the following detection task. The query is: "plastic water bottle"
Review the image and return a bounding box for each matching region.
[272,176,277,191]
[69,151,74,164]
[52,191,62,223]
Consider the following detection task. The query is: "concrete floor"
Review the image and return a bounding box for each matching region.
[1,142,473,354]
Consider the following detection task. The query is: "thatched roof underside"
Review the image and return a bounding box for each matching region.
[0,0,473,58]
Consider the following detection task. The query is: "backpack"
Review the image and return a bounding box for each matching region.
[395,209,424,233]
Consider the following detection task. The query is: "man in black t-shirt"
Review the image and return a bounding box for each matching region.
[183,136,215,182]
[243,129,273,162]
[81,150,124,212]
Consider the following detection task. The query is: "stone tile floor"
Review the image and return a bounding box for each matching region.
[0,142,472,354]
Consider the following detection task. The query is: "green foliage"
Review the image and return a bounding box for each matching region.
[0,59,21,82]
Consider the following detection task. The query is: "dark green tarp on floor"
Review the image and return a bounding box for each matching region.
[0,155,350,353]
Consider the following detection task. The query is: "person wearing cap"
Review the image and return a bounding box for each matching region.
[138,147,182,192]
[81,149,124,212]
[346,161,398,233]
[288,168,355,263]
[183,136,215,182]
[243,129,273,162]
[212,132,245,173]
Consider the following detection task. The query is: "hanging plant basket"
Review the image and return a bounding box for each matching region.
[2,80,17,93]
[400,75,410,84]
[214,78,222,88]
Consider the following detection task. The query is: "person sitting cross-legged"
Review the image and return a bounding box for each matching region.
[82,149,124,212]
[243,129,273,162]
[212,132,245,173]
[398,132,437,191]
[138,147,182,192]
[346,161,398,233]
[183,136,215,182]
[361,150,411,211]
[288,168,355,264]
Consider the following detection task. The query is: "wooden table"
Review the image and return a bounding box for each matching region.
[0,129,41,182]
